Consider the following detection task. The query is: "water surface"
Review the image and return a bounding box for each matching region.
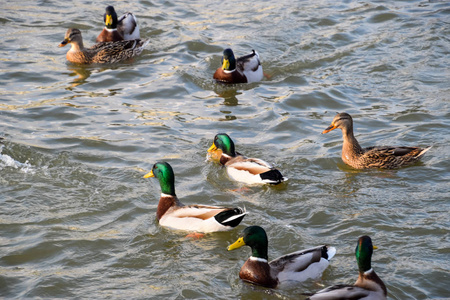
[1,0,449,299]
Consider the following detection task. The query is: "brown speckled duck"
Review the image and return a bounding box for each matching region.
[227,226,336,288]
[322,112,431,169]
[96,6,140,43]
[305,236,387,300]
[59,28,148,64]
[213,48,263,84]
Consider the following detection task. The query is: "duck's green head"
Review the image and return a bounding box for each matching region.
[208,133,236,157]
[228,226,269,260]
[143,162,176,196]
[355,235,377,273]
[104,6,119,29]
[221,48,236,71]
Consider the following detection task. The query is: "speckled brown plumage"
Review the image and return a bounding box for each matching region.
[59,28,148,64]
[322,112,431,169]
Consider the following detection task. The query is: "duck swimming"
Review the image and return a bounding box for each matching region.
[322,112,431,169]
[143,162,247,233]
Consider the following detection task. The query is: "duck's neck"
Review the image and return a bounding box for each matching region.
[69,40,85,53]
[156,193,182,220]
[220,153,234,165]
[67,42,92,64]
[355,268,387,296]
[251,244,269,261]
[341,125,364,157]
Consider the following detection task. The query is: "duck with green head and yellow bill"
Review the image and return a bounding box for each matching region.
[96,6,140,43]
[322,112,431,169]
[207,133,286,185]
[59,28,148,64]
[305,236,387,300]
[143,162,247,233]
[213,48,263,84]
[227,226,336,288]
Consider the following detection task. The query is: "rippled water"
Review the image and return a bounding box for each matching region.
[1,0,449,299]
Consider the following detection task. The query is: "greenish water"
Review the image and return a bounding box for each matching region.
[1,0,449,299]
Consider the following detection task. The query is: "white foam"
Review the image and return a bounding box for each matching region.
[0,145,35,174]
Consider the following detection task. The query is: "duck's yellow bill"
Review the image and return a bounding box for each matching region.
[373,245,378,250]
[143,170,155,178]
[105,14,113,26]
[222,59,230,70]
[227,237,245,251]
[207,143,218,152]
[322,124,337,134]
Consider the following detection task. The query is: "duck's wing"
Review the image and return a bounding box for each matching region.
[118,12,140,40]
[305,284,371,300]
[91,39,148,63]
[236,50,261,72]
[270,245,335,273]
[160,206,246,232]
[362,145,431,168]
[365,146,428,157]
[167,205,227,218]
[227,156,273,174]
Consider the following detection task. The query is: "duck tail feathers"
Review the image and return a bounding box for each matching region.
[260,169,286,184]
[324,246,336,261]
[215,207,247,228]
[418,146,432,158]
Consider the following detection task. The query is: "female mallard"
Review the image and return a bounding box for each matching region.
[207,133,286,185]
[59,28,148,64]
[227,226,336,288]
[96,6,140,43]
[322,112,431,169]
[305,236,387,300]
[143,162,247,233]
[213,48,263,84]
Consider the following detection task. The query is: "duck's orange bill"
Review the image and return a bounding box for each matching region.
[58,39,69,47]
[322,124,337,134]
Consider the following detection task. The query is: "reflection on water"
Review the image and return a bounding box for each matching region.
[65,66,92,88]
[214,88,241,106]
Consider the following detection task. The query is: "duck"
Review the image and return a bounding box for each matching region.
[96,6,140,43]
[59,28,148,64]
[207,133,286,185]
[143,162,247,233]
[213,48,263,84]
[305,236,387,300]
[322,112,431,169]
[227,226,336,288]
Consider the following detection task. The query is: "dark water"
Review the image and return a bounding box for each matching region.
[1,0,449,299]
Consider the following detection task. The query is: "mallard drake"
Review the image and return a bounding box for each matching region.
[96,6,140,43]
[322,112,431,169]
[207,133,286,185]
[227,226,336,288]
[59,28,148,64]
[213,48,263,84]
[143,162,247,233]
[305,236,387,300]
